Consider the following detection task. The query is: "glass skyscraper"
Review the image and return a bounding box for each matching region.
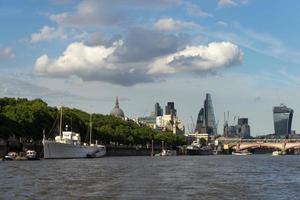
[195,93,217,135]
[165,102,177,116]
[154,102,163,116]
[273,104,293,136]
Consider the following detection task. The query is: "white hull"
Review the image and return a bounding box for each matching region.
[272,151,283,156]
[43,140,106,159]
[232,152,252,156]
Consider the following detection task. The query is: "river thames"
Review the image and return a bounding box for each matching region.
[1,155,300,200]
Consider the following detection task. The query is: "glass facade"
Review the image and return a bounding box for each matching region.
[165,102,177,116]
[195,93,217,135]
[154,103,163,116]
[273,105,293,136]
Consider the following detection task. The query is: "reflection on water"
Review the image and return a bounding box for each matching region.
[1,155,300,200]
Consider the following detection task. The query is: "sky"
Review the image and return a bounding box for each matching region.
[1,0,300,136]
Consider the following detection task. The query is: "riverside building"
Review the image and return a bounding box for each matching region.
[273,104,293,136]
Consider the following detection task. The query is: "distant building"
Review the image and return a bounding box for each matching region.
[165,102,177,116]
[236,118,250,138]
[110,97,125,118]
[137,116,157,129]
[273,104,293,136]
[154,102,163,116]
[195,93,217,135]
[137,102,184,134]
[223,117,251,138]
[156,114,184,134]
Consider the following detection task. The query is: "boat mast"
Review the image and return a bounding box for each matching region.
[89,113,92,145]
[59,106,63,138]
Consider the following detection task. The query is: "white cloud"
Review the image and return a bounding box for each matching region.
[50,0,125,27]
[154,18,198,31]
[217,21,228,27]
[210,23,300,64]
[148,42,243,74]
[0,47,15,59]
[31,26,67,42]
[218,0,249,8]
[34,40,243,86]
[185,2,212,17]
[218,0,238,8]
[35,41,120,75]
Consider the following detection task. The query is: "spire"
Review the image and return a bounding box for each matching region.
[115,96,119,108]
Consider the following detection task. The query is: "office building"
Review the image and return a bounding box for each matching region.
[165,102,177,116]
[273,104,293,136]
[195,93,217,135]
[236,118,250,138]
[154,102,163,116]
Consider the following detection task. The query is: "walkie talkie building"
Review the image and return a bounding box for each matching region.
[273,104,293,136]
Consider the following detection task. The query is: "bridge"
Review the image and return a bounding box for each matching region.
[217,138,300,152]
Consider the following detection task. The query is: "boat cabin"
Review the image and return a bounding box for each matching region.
[55,131,81,145]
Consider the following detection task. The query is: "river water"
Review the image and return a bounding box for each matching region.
[1,155,300,200]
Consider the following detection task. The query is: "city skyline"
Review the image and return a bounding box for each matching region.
[2,1,300,136]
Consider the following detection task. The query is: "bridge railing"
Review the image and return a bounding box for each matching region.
[218,138,300,143]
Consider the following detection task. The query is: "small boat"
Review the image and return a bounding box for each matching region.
[187,140,201,150]
[3,152,18,160]
[26,150,40,160]
[272,151,283,156]
[232,150,252,155]
[155,149,177,156]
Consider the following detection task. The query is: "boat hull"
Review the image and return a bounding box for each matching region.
[43,140,106,159]
[232,152,252,155]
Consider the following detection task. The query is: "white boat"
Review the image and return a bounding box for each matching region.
[187,140,201,150]
[232,151,252,155]
[26,150,39,160]
[43,108,106,159]
[272,151,283,156]
[3,152,18,160]
[155,149,177,156]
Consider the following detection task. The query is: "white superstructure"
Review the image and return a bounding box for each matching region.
[43,108,106,159]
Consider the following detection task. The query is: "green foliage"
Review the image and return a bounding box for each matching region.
[0,97,186,147]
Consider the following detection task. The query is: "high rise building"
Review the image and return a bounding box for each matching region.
[236,118,250,138]
[273,104,293,136]
[165,102,177,116]
[154,102,163,116]
[195,93,217,135]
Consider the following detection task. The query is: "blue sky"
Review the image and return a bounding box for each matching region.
[1,0,300,135]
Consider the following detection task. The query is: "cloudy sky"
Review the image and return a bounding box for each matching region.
[1,0,300,136]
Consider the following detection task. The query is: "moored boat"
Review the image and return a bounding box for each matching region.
[232,150,252,155]
[3,152,18,160]
[272,151,283,156]
[26,150,40,160]
[43,107,106,159]
[155,149,177,156]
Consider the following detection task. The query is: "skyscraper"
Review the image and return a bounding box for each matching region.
[195,93,217,135]
[165,102,177,116]
[273,104,293,136]
[154,102,163,116]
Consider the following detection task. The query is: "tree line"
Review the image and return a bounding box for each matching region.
[0,97,185,147]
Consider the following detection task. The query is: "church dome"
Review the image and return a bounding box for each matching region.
[110,97,125,118]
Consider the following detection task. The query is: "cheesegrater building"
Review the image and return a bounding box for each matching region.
[195,93,218,135]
